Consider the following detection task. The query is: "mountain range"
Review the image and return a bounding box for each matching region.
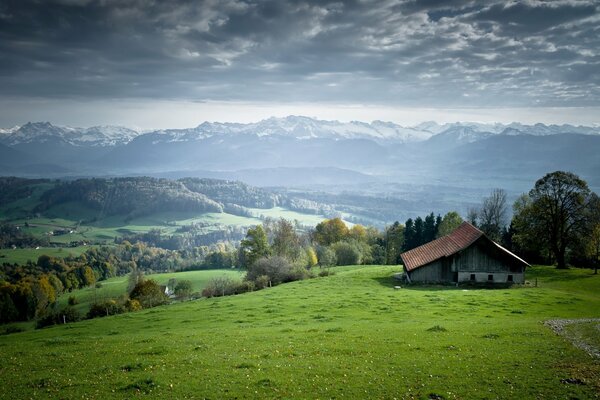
[1,116,599,197]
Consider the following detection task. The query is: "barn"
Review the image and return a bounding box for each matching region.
[399,222,529,284]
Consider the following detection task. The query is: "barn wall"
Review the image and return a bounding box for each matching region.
[455,243,524,283]
[408,241,526,284]
[408,260,443,282]
[454,244,509,272]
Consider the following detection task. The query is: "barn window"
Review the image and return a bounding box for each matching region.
[507,275,513,282]
[488,274,493,281]
[470,274,475,281]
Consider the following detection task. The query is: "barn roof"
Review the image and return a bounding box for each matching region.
[400,222,528,272]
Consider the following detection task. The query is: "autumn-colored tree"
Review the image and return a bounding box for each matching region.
[129,279,168,308]
[313,218,349,246]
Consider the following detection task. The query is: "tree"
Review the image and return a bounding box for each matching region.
[316,246,337,267]
[512,171,592,269]
[174,280,193,299]
[414,217,424,247]
[479,188,508,241]
[436,211,464,237]
[403,218,415,251]
[332,242,360,265]
[129,279,168,308]
[127,267,145,294]
[423,213,437,243]
[586,224,600,274]
[245,256,293,285]
[313,218,349,246]
[240,225,271,268]
[385,222,404,264]
[271,219,302,261]
[305,247,318,268]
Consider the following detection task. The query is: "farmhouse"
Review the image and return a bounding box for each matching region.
[400,222,528,284]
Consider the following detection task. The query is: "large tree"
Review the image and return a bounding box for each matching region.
[436,211,464,238]
[240,225,271,268]
[479,188,508,241]
[512,171,592,269]
[312,218,349,246]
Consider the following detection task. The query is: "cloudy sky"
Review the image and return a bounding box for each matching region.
[1,0,599,128]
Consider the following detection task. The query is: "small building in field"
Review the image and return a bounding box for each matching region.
[399,222,528,284]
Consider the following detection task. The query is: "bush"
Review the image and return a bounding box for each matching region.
[318,269,335,277]
[316,246,337,267]
[331,241,361,265]
[201,276,241,298]
[95,282,103,289]
[36,306,81,328]
[87,300,126,319]
[67,296,78,306]
[2,326,25,335]
[245,256,293,285]
[174,280,193,300]
[124,299,142,312]
[254,275,271,290]
[129,279,169,308]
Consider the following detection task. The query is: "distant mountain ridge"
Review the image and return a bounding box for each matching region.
[2,116,599,148]
[1,116,599,195]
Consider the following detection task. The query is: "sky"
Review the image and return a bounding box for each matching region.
[0,0,599,129]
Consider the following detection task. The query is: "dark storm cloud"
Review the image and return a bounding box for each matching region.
[0,0,599,107]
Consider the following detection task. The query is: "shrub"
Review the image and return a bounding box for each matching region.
[245,256,293,285]
[87,300,126,319]
[67,296,78,306]
[95,282,103,289]
[201,276,241,298]
[319,269,335,277]
[2,326,24,335]
[124,299,142,312]
[316,246,337,267]
[129,279,169,308]
[254,275,271,290]
[36,306,81,328]
[174,280,193,300]
[331,241,361,265]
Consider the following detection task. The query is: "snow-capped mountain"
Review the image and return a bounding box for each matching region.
[0,122,139,147]
[148,116,434,144]
[2,117,599,148]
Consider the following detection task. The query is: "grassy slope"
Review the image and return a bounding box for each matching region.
[1,265,599,399]
[0,246,90,265]
[56,269,245,315]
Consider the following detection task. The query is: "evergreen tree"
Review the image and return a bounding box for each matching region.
[403,218,415,251]
[423,212,437,243]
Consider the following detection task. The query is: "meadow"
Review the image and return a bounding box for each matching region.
[55,269,245,315]
[0,265,598,399]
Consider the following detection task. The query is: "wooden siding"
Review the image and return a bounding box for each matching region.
[407,238,525,283]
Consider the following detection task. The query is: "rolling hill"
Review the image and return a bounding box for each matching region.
[0,265,598,398]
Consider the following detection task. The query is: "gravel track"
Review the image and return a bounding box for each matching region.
[544,318,600,359]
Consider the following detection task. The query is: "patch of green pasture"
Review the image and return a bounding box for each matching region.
[1,265,598,399]
[247,206,328,226]
[56,269,245,315]
[0,246,90,265]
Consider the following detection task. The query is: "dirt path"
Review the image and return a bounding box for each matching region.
[544,318,600,359]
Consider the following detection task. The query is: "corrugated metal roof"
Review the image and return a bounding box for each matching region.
[399,221,528,272]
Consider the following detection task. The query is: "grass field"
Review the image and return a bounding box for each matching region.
[0,246,90,265]
[56,269,245,315]
[0,265,598,399]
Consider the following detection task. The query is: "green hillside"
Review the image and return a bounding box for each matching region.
[1,265,598,399]
[56,269,245,315]
[0,177,337,265]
